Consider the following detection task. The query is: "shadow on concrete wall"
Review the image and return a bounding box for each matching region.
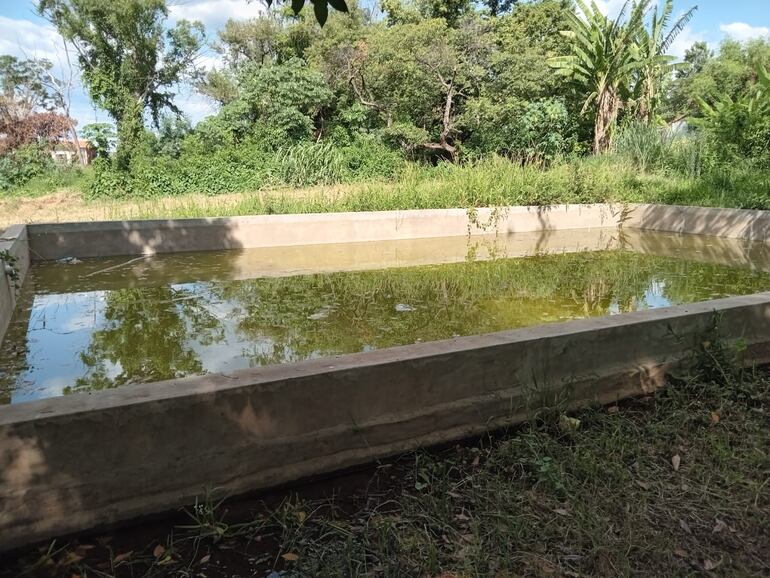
[631,204,770,242]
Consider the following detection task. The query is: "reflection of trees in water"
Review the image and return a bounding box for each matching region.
[69,285,225,394]
[65,252,770,392]
[219,251,760,367]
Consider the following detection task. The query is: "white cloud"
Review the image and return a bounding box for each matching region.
[719,22,770,42]
[168,0,265,30]
[0,15,63,63]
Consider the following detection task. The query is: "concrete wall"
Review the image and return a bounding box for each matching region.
[26,204,623,260]
[1,292,769,551]
[0,225,29,346]
[626,204,770,242]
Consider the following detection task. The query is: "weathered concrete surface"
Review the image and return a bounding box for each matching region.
[1,292,769,551]
[0,225,29,346]
[627,204,770,242]
[30,227,623,294]
[621,228,770,272]
[26,204,623,260]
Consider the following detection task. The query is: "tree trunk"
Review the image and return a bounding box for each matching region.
[593,88,620,154]
[421,77,457,162]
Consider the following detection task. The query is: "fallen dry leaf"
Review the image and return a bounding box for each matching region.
[703,557,722,571]
[672,454,681,472]
[199,554,211,564]
[282,552,299,562]
[113,551,133,564]
[471,455,480,467]
[559,414,581,432]
[710,411,721,424]
[607,405,619,414]
[712,519,728,534]
[59,552,84,566]
[679,519,692,534]
[673,548,688,558]
[153,544,166,558]
[553,508,570,517]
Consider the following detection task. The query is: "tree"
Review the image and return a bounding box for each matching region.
[483,0,519,17]
[204,58,333,143]
[669,38,770,119]
[492,0,573,100]
[633,0,696,123]
[549,0,649,153]
[696,63,770,166]
[37,0,204,170]
[0,55,75,154]
[324,16,495,160]
[81,122,116,158]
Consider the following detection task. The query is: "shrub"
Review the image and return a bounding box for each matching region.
[339,134,406,180]
[0,145,56,191]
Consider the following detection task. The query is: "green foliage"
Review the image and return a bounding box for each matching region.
[37,0,204,169]
[213,58,333,143]
[613,120,670,171]
[696,64,770,167]
[0,145,55,190]
[274,141,346,186]
[80,123,115,158]
[632,0,696,123]
[549,0,651,153]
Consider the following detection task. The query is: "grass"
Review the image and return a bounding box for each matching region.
[2,155,769,227]
[5,356,768,577]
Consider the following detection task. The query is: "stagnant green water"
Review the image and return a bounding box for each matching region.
[2,234,770,404]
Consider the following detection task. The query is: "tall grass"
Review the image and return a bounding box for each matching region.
[274,141,347,187]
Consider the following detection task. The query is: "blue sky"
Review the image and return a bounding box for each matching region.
[1,0,768,128]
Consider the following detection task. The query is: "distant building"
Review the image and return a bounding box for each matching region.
[51,139,97,165]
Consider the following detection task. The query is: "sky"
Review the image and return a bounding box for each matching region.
[1,0,769,129]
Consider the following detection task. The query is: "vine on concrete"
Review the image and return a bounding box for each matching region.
[0,249,21,293]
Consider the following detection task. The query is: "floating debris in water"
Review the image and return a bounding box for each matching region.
[56,257,82,265]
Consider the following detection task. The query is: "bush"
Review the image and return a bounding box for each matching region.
[339,134,406,181]
[0,145,56,191]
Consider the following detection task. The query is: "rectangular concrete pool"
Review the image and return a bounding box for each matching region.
[2,228,770,404]
[1,203,769,551]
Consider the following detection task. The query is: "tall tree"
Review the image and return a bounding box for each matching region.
[633,0,696,123]
[37,0,204,169]
[0,55,74,154]
[549,0,649,153]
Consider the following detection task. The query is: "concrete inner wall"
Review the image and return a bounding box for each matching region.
[0,225,30,346]
[25,204,622,260]
[626,204,770,242]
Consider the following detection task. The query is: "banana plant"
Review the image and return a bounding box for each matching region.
[548,0,650,154]
[633,0,697,124]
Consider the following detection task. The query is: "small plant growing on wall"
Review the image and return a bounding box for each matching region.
[0,249,20,293]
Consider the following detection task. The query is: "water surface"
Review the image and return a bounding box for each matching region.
[2,230,769,404]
